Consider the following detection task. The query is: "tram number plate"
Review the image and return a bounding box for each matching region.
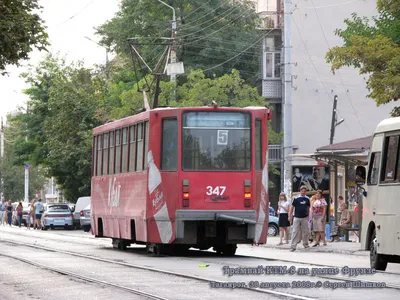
[217,130,228,145]
[206,186,226,196]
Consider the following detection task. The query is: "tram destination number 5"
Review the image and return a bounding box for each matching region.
[206,186,226,196]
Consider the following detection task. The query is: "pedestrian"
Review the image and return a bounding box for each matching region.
[0,199,6,225]
[6,201,13,226]
[330,202,352,241]
[289,185,311,251]
[268,203,275,216]
[26,202,32,230]
[31,199,36,228]
[16,202,23,227]
[277,192,290,245]
[34,198,44,230]
[311,190,327,247]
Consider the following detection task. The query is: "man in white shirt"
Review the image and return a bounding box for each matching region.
[34,199,44,230]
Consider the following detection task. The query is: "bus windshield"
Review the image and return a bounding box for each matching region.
[182,111,251,171]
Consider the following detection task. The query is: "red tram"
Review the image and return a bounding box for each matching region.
[91,105,271,255]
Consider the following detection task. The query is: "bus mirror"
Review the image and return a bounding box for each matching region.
[355,166,366,185]
[363,191,367,197]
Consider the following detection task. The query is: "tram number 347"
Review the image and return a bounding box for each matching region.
[206,186,226,196]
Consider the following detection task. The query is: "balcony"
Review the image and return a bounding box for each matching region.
[268,144,282,163]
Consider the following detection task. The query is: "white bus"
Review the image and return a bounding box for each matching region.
[357,117,400,271]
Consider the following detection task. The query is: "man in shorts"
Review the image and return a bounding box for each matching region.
[34,198,44,230]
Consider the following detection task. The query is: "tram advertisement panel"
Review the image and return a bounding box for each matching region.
[291,165,330,195]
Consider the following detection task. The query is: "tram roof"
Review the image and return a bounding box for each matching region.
[93,106,270,134]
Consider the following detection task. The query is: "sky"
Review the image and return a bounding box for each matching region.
[0,0,120,121]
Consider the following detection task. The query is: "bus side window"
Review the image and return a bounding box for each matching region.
[255,119,262,171]
[109,131,115,175]
[161,118,178,171]
[381,135,399,182]
[367,152,380,185]
[97,134,102,176]
[136,123,143,172]
[144,121,149,170]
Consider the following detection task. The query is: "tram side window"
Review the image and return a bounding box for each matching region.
[129,125,136,172]
[109,131,115,175]
[115,129,121,174]
[97,134,102,176]
[367,152,381,185]
[161,118,178,171]
[255,119,262,171]
[102,133,109,175]
[144,121,149,170]
[136,123,143,172]
[381,135,399,182]
[122,127,129,173]
[93,136,97,176]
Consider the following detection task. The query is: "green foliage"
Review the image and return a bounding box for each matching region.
[96,0,261,83]
[10,54,104,201]
[0,0,49,73]
[0,117,47,201]
[326,1,400,116]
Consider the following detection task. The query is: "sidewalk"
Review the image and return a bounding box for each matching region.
[260,236,368,256]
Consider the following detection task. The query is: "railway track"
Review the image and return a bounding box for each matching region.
[2,235,399,298]
[0,238,316,300]
[0,250,168,300]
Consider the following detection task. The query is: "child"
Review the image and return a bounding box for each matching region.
[26,204,32,230]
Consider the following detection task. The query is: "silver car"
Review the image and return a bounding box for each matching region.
[42,204,74,230]
[79,204,91,232]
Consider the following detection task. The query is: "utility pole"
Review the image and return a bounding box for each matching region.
[329,95,344,145]
[283,0,293,197]
[24,164,31,203]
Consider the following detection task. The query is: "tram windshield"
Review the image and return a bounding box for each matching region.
[182,111,251,171]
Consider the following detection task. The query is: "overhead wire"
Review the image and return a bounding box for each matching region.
[183,0,212,20]
[292,17,357,138]
[310,0,368,136]
[178,0,232,28]
[58,0,97,25]
[178,6,240,37]
[203,21,283,72]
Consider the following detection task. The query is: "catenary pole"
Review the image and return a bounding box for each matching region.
[283,0,293,197]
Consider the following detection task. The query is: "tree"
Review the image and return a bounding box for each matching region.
[14,54,104,201]
[0,0,48,73]
[0,115,47,201]
[326,0,400,116]
[96,0,262,83]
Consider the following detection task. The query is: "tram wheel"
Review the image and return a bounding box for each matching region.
[222,244,237,256]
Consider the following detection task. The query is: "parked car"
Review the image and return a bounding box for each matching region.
[80,204,91,232]
[72,196,90,229]
[268,215,280,236]
[42,204,74,230]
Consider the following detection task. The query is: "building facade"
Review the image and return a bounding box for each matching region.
[254,0,395,207]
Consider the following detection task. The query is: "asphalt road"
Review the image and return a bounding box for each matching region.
[0,226,399,300]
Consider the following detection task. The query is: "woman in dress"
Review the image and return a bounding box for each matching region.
[311,190,327,246]
[277,192,290,245]
[16,202,23,227]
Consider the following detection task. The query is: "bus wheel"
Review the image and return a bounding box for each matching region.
[370,230,387,271]
[222,244,237,256]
